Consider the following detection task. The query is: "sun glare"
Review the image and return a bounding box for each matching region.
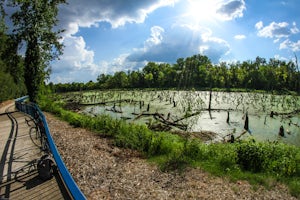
[185,0,220,24]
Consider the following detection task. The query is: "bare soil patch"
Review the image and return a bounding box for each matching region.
[45,112,296,200]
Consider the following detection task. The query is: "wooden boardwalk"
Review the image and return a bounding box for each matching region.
[0,104,71,199]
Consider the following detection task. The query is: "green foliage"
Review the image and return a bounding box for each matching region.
[0,71,18,102]
[288,179,300,198]
[52,54,300,94]
[236,140,300,177]
[40,97,300,197]
[4,0,66,102]
[0,27,26,102]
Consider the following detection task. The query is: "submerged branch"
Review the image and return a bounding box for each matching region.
[133,112,188,131]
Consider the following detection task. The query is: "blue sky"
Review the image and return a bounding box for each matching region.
[50,0,300,83]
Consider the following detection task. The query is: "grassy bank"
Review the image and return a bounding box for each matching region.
[40,97,300,198]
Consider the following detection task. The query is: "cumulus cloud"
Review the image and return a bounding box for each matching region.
[51,36,96,73]
[99,54,147,74]
[234,34,246,40]
[255,21,263,30]
[50,0,178,82]
[255,21,300,52]
[50,0,234,82]
[58,0,177,35]
[216,0,246,20]
[256,21,291,38]
[144,26,165,48]
[127,25,230,64]
[291,22,300,34]
[279,39,300,51]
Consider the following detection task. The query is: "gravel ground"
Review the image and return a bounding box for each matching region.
[44,112,297,200]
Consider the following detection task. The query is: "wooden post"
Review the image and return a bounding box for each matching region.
[208,90,212,111]
[244,112,249,131]
[279,125,284,137]
[226,111,230,124]
[147,103,150,112]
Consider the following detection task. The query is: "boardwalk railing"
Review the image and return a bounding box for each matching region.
[15,96,86,200]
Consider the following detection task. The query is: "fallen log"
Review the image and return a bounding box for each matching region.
[173,111,201,123]
[270,109,300,117]
[133,112,187,131]
[105,104,122,113]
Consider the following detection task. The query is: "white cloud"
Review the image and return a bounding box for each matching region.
[255,21,263,30]
[50,0,178,82]
[234,34,246,40]
[199,45,209,54]
[127,25,230,64]
[51,35,101,82]
[273,38,280,43]
[256,21,300,53]
[257,21,290,38]
[98,25,230,76]
[291,22,300,34]
[144,26,165,48]
[216,0,246,21]
[58,0,177,35]
[279,39,300,51]
[52,36,96,71]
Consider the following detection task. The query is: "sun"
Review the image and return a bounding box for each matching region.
[184,0,221,24]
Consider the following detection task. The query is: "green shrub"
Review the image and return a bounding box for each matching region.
[183,139,202,160]
[236,140,300,177]
[236,140,266,172]
[216,144,237,171]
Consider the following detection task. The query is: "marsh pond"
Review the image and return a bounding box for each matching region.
[62,90,300,146]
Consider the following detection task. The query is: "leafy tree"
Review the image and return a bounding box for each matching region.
[52,53,300,94]
[107,71,129,88]
[0,10,26,101]
[4,0,65,102]
[128,71,142,88]
[97,73,112,88]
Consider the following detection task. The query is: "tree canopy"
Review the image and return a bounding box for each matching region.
[2,0,65,102]
[0,12,26,102]
[53,54,300,94]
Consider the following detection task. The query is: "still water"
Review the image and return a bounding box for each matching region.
[78,90,300,146]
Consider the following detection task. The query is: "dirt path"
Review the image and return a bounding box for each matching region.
[0,100,14,113]
[44,112,296,200]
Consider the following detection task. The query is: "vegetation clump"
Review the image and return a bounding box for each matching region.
[40,98,300,198]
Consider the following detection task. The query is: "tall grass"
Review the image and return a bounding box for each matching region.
[40,97,300,198]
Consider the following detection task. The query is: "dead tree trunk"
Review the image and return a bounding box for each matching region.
[208,90,212,111]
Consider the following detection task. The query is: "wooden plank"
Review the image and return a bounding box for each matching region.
[0,111,70,199]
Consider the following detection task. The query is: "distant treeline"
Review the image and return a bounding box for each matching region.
[52,54,300,93]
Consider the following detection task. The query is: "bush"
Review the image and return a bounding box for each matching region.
[236,140,300,176]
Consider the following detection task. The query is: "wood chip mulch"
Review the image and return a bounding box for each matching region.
[44,112,297,200]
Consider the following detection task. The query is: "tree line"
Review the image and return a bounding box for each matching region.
[53,54,300,93]
[1,0,299,102]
